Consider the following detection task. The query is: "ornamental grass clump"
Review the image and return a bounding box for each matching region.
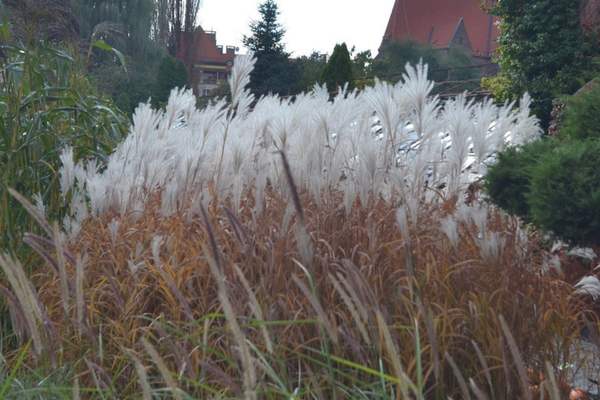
[1,54,592,398]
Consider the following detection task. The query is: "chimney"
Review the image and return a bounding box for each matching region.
[216,45,223,54]
[226,46,236,55]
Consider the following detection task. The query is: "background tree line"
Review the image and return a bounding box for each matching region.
[1,0,482,111]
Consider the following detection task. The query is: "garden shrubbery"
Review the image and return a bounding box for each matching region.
[486,82,600,246]
[528,139,600,245]
[484,138,556,221]
[559,80,600,141]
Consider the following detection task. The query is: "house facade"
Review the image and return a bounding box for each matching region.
[176,27,238,97]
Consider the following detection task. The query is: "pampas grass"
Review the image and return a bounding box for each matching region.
[0,55,591,399]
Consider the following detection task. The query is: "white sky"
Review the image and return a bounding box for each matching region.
[198,0,396,57]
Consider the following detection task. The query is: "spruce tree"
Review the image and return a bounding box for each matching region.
[243,0,299,96]
[243,0,285,55]
[321,43,354,94]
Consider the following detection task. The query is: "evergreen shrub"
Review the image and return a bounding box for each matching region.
[528,139,600,245]
[484,139,556,222]
[559,80,600,141]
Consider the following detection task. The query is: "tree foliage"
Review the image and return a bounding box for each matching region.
[321,43,354,93]
[73,0,200,57]
[73,0,156,57]
[154,55,188,106]
[373,40,440,82]
[351,49,373,87]
[373,40,477,91]
[294,49,373,93]
[243,0,285,55]
[0,0,80,43]
[294,52,326,92]
[491,0,597,127]
[243,0,299,96]
[163,0,202,55]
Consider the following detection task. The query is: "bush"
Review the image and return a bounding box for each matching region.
[528,139,600,245]
[559,80,600,141]
[486,131,600,246]
[481,73,513,104]
[484,138,556,221]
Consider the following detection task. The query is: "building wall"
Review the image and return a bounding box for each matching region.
[177,27,237,97]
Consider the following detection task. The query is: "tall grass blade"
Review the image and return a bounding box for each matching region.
[445,352,471,400]
[499,315,532,400]
[141,337,183,400]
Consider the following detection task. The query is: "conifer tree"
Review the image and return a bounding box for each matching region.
[321,43,354,94]
[243,0,299,96]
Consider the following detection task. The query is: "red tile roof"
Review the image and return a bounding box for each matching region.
[383,0,499,57]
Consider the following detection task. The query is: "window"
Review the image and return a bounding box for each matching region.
[202,71,218,84]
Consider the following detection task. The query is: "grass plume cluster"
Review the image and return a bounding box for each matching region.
[0,54,593,398]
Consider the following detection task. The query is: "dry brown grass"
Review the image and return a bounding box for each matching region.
[4,187,593,399]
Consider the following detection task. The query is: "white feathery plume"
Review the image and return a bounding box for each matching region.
[229,52,256,110]
[33,193,46,217]
[511,93,542,146]
[396,207,410,240]
[108,219,120,247]
[151,235,163,267]
[59,146,75,197]
[567,247,598,261]
[575,276,600,301]
[471,98,496,171]
[55,58,542,236]
[440,215,459,248]
[477,231,505,261]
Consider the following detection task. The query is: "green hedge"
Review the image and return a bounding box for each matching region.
[485,78,600,246]
[486,138,600,245]
[527,139,600,245]
[559,81,600,141]
[484,139,557,222]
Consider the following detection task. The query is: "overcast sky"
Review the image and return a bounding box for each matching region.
[198,0,396,57]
